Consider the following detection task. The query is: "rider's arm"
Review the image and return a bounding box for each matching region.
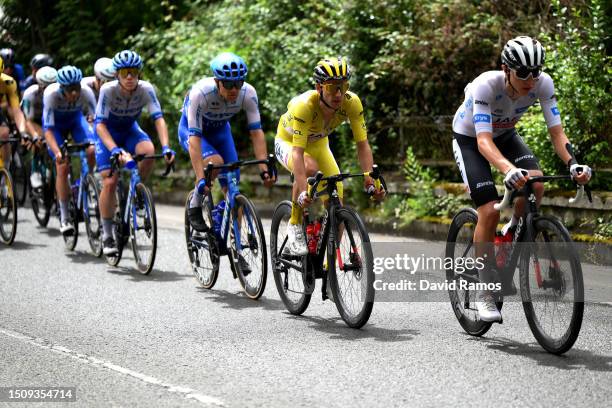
[94,84,119,152]
[81,86,97,122]
[244,85,268,173]
[186,88,205,181]
[8,105,26,134]
[5,78,26,133]
[20,87,39,138]
[476,132,514,175]
[42,87,61,157]
[249,129,269,173]
[548,125,573,165]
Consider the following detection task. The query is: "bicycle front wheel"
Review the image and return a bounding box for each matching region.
[130,182,157,274]
[520,215,584,354]
[185,192,219,289]
[327,207,374,328]
[84,174,102,257]
[270,200,311,315]
[229,194,267,299]
[0,168,17,245]
[105,185,125,267]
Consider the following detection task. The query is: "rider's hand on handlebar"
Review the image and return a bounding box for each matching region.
[111,147,132,167]
[503,167,529,190]
[162,145,175,165]
[364,177,385,201]
[260,168,276,188]
[569,163,591,185]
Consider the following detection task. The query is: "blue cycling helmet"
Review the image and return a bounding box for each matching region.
[210,52,248,80]
[112,50,143,70]
[57,65,83,85]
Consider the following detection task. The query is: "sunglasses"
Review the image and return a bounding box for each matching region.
[220,80,244,90]
[118,68,141,78]
[61,84,81,93]
[513,66,542,80]
[321,81,350,94]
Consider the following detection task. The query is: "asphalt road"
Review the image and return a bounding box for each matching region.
[1,204,610,407]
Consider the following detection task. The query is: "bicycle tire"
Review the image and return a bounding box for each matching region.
[130,182,157,274]
[83,174,102,257]
[184,191,220,289]
[105,183,125,267]
[229,194,267,299]
[0,168,17,245]
[520,215,584,354]
[327,207,374,328]
[445,208,500,336]
[62,199,78,251]
[270,200,311,315]
[10,148,28,206]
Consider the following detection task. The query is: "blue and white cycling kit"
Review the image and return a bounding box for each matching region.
[42,82,96,159]
[81,76,100,101]
[451,71,562,207]
[21,84,44,124]
[94,80,163,172]
[178,77,261,186]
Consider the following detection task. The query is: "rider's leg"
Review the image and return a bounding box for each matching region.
[126,122,155,180]
[94,137,120,250]
[74,115,96,172]
[0,125,10,165]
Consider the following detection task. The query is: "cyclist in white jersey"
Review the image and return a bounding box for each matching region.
[451,36,591,322]
[179,52,274,232]
[43,65,97,233]
[95,50,175,255]
[81,57,115,101]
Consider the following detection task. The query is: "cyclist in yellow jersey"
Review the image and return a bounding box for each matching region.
[0,56,28,167]
[274,56,385,255]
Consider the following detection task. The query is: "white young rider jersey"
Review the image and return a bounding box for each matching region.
[42,82,97,129]
[184,77,261,136]
[452,71,561,137]
[81,76,100,101]
[21,84,44,121]
[95,80,163,129]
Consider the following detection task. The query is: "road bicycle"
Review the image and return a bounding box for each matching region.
[185,155,276,299]
[445,169,589,354]
[270,166,386,328]
[0,137,20,245]
[96,153,173,274]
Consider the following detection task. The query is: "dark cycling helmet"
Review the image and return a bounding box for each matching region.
[0,48,16,68]
[112,50,143,70]
[210,52,248,80]
[501,36,545,70]
[30,53,54,69]
[313,56,351,83]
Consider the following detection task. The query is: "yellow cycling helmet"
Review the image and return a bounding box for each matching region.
[313,56,351,83]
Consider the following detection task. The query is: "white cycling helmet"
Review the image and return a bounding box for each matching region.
[501,36,545,70]
[94,57,116,82]
[35,66,58,86]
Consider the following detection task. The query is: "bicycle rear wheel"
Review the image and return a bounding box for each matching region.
[84,174,102,257]
[30,171,52,227]
[0,168,17,245]
[520,215,584,354]
[229,194,267,299]
[130,182,157,274]
[270,200,311,315]
[327,207,374,328]
[445,208,499,336]
[185,192,219,289]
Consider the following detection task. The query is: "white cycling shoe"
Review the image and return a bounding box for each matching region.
[283,223,308,256]
[476,291,502,322]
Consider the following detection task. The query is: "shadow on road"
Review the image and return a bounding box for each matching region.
[287,314,420,342]
[106,266,190,282]
[36,226,61,237]
[197,288,286,311]
[65,250,107,265]
[5,240,47,250]
[469,335,612,372]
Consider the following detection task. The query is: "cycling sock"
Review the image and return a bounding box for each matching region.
[102,218,114,241]
[190,190,203,208]
[289,201,302,225]
[59,200,69,222]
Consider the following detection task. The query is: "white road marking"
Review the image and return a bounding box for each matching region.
[0,327,224,407]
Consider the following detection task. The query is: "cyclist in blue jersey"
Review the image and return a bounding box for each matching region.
[180,52,275,232]
[95,50,175,255]
[43,65,97,234]
[451,36,592,321]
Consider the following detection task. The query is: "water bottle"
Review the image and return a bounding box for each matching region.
[494,228,514,268]
[71,178,80,204]
[306,219,322,254]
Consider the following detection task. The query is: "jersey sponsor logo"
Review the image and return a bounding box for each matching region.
[465,97,473,109]
[492,116,519,128]
[474,99,488,106]
[250,96,258,106]
[473,114,491,124]
[551,107,560,116]
[345,93,352,100]
[515,106,530,114]
[514,154,534,163]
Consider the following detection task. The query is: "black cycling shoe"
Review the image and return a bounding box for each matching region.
[188,206,209,232]
[103,237,118,255]
[237,254,251,277]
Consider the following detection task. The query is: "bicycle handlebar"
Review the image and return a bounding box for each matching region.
[109,152,175,178]
[306,164,387,201]
[203,153,277,182]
